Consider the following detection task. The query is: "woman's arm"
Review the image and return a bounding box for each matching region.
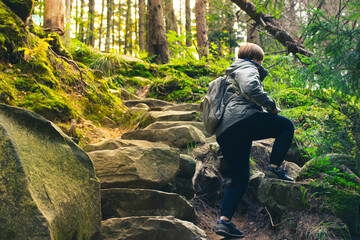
[235,65,277,112]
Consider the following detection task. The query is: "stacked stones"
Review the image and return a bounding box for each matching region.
[84,98,208,240]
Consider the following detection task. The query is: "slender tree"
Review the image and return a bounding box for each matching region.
[44,0,65,32]
[118,1,124,52]
[87,0,95,46]
[185,0,191,47]
[195,0,209,58]
[139,0,145,51]
[64,0,71,46]
[164,0,177,34]
[147,0,169,63]
[78,0,84,42]
[124,0,132,54]
[105,0,114,52]
[98,0,105,50]
[75,0,78,35]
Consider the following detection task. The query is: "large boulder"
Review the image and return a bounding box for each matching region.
[2,0,34,21]
[101,188,198,222]
[256,178,306,215]
[138,111,201,128]
[88,146,180,189]
[83,138,169,152]
[121,125,206,148]
[100,216,206,240]
[0,104,100,240]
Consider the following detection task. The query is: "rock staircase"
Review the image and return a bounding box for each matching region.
[84,98,209,239]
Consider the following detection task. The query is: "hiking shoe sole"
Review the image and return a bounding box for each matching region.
[215,229,245,238]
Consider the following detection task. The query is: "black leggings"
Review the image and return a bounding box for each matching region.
[216,111,294,219]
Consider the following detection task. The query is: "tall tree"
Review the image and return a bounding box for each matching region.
[124,0,132,54]
[44,0,65,32]
[195,0,209,58]
[64,0,71,46]
[78,0,85,42]
[185,0,191,47]
[139,0,145,51]
[105,0,114,52]
[164,0,177,34]
[118,1,124,52]
[147,0,169,64]
[98,0,105,50]
[87,0,95,46]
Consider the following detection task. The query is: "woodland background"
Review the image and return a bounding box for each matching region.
[32,0,360,170]
[0,0,360,238]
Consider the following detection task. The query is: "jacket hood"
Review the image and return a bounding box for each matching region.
[226,58,269,81]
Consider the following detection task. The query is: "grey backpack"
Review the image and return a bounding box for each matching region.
[200,75,238,135]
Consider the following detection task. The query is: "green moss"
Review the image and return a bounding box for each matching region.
[47,33,72,59]
[2,0,34,21]
[0,1,28,63]
[0,72,17,104]
[309,185,360,236]
[149,69,206,102]
[17,85,78,121]
[160,62,215,78]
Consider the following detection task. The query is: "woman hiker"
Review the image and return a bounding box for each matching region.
[214,43,295,238]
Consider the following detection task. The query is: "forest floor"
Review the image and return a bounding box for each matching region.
[191,196,277,240]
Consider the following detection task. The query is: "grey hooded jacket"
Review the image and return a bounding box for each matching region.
[215,58,277,137]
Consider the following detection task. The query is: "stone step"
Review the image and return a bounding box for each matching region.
[100,216,206,240]
[83,138,169,152]
[101,188,198,222]
[144,121,210,137]
[138,110,201,128]
[121,125,206,148]
[123,98,174,108]
[88,146,180,189]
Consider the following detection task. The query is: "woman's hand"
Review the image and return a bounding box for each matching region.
[269,107,281,114]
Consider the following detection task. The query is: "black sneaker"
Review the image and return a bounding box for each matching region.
[215,219,245,238]
[265,166,295,181]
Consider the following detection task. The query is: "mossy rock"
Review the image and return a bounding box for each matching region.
[0,103,101,239]
[2,0,34,21]
[298,154,358,179]
[308,185,360,236]
[0,1,28,62]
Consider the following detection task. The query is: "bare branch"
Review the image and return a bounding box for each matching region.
[231,0,313,58]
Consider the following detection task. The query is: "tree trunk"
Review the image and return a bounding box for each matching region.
[147,0,169,64]
[112,5,115,50]
[139,0,145,51]
[231,0,313,57]
[105,0,114,52]
[118,1,124,52]
[64,0,71,46]
[87,0,95,46]
[75,0,78,35]
[79,0,84,42]
[195,0,209,59]
[44,0,65,32]
[124,0,132,54]
[99,0,105,50]
[164,0,177,34]
[185,0,191,47]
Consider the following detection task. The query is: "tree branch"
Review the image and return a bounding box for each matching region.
[231,0,313,57]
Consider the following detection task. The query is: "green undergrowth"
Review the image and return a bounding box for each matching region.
[0,3,125,143]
